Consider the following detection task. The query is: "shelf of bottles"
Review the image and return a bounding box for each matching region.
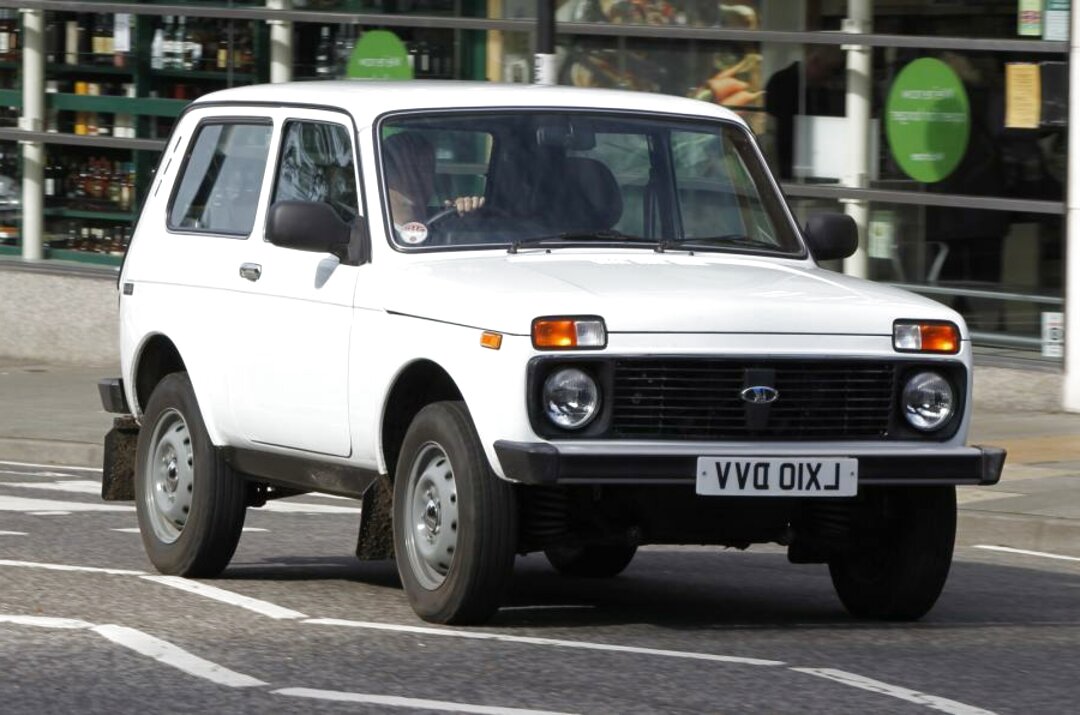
[0,9,270,262]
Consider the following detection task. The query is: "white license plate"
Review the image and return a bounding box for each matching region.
[695,457,858,497]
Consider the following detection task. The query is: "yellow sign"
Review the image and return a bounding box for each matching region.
[1005,63,1041,129]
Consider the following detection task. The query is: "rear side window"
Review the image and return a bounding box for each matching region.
[272,121,359,222]
[169,122,272,235]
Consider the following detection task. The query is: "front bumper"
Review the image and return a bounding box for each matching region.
[494,441,1006,487]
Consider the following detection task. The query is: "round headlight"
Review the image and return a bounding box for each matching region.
[542,368,600,430]
[902,371,955,432]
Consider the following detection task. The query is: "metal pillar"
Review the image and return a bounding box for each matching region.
[20,9,44,262]
[841,0,872,278]
[267,0,292,84]
[534,0,556,86]
[1065,5,1080,411]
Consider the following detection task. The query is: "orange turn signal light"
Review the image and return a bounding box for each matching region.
[893,321,960,354]
[532,317,607,350]
[480,331,503,350]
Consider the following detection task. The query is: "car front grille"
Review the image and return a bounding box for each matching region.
[610,359,895,440]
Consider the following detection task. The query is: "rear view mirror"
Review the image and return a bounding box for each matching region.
[803,213,858,262]
[266,201,369,266]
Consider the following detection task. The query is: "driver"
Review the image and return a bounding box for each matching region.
[383,131,484,227]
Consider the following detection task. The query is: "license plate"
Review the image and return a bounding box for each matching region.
[695,457,858,497]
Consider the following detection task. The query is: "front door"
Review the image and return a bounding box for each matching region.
[230,109,362,457]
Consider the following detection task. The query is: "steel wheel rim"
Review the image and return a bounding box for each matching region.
[143,408,194,544]
[403,441,459,590]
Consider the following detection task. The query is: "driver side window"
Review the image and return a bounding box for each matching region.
[272,120,359,223]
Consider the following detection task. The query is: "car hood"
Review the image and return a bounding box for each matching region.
[378,251,963,337]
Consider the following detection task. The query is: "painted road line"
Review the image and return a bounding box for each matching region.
[0,480,101,495]
[304,618,785,667]
[2,613,265,688]
[0,615,94,629]
[0,559,146,576]
[29,511,72,516]
[973,545,1080,563]
[140,575,308,620]
[274,687,575,714]
[0,495,132,513]
[112,527,269,534]
[259,501,361,515]
[92,624,266,688]
[792,668,995,715]
[0,530,27,536]
[0,460,101,472]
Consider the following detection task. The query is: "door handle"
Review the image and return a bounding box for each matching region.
[239,263,262,282]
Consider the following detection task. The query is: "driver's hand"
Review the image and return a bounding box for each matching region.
[445,196,485,215]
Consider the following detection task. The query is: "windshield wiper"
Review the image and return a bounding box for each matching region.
[657,234,785,253]
[508,230,657,254]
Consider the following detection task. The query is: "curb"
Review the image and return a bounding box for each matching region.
[0,437,103,469]
[957,510,1080,555]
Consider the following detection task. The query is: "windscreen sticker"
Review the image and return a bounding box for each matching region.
[399,222,428,245]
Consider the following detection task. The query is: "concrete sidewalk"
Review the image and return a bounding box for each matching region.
[1,359,1078,555]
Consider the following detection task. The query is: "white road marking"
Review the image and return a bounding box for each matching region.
[140,576,308,620]
[0,460,101,473]
[0,530,27,536]
[304,618,785,667]
[973,544,1080,563]
[792,668,996,715]
[0,615,94,629]
[29,511,72,516]
[92,624,266,688]
[0,480,101,495]
[259,501,360,515]
[0,495,132,513]
[274,687,575,714]
[111,527,269,534]
[0,559,146,576]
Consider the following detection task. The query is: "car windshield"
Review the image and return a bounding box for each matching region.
[379,111,803,256]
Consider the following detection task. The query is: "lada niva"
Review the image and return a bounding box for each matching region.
[99,81,1005,624]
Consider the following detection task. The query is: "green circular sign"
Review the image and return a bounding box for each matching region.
[346,30,413,80]
[885,58,970,183]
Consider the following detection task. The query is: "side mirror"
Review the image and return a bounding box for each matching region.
[267,201,369,266]
[803,213,858,262]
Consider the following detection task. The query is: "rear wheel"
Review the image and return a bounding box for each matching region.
[828,486,956,621]
[134,372,246,577]
[393,401,517,625]
[545,543,637,578]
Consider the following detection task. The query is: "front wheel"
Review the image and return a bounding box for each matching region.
[828,486,956,621]
[392,402,517,625]
[134,372,246,577]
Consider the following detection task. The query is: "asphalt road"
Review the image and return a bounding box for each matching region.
[1,460,1077,714]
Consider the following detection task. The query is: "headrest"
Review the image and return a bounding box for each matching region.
[560,157,623,231]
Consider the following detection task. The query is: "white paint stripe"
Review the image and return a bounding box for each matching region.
[29,511,72,516]
[0,559,146,576]
[0,615,94,629]
[112,527,268,534]
[0,530,27,536]
[140,576,307,620]
[0,480,101,495]
[304,618,784,667]
[0,460,101,473]
[973,544,1080,563]
[0,495,132,513]
[259,501,360,515]
[92,624,267,688]
[792,669,996,715]
[274,687,575,714]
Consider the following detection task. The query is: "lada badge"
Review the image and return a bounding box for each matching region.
[740,386,779,404]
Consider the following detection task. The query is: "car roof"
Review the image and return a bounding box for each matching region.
[192,80,746,128]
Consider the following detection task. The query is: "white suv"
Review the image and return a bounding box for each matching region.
[99,81,1005,625]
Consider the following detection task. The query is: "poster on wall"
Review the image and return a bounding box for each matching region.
[555,1,764,114]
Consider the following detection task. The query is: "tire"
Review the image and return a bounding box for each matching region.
[392,401,517,625]
[134,372,246,577]
[545,543,637,578]
[828,486,956,621]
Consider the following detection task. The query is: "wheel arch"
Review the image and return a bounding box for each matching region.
[132,333,187,413]
[379,359,465,479]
